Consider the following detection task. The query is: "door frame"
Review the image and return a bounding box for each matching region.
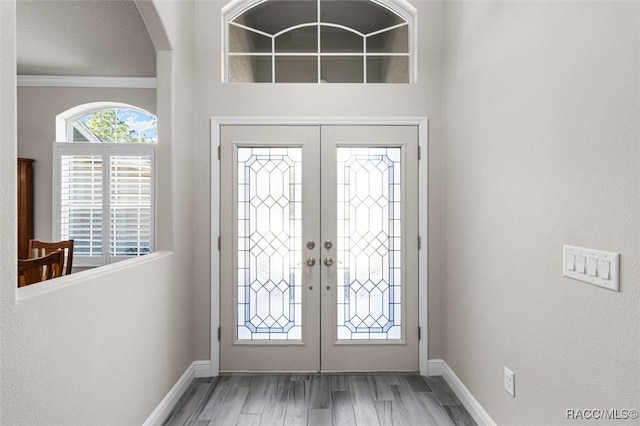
[209,117,429,376]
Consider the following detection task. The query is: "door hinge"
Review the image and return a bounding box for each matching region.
[217,327,221,341]
[218,236,221,250]
[218,146,221,160]
[418,145,421,160]
[418,326,421,341]
[418,236,422,250]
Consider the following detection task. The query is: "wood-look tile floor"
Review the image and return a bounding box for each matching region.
[163,374,477,426]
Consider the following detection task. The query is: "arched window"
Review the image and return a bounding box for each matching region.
[54,104,156,268]
[68,107,157,144]
[224,0,415,83]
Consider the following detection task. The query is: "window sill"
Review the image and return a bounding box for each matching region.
[17,251,173,303]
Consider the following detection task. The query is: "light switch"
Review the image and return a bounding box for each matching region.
[563,245,619,292]
[598,260,610,280]
[587,258,597,277]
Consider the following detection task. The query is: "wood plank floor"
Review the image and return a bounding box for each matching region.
[163,374,477,426]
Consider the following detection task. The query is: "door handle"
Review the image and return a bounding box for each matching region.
[305,257,316,267]
[323,257,334,266]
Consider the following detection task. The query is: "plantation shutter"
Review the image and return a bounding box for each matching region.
[60,154,104,258]
[56,144,155,267]
[110,155,153,257]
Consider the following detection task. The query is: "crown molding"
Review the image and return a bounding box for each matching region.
[17,75,157,89]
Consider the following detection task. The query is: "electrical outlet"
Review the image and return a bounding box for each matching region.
[504,367,515,397]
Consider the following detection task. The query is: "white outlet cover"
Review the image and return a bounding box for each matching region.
[504,367,515,397]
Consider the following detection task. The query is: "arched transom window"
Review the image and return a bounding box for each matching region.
[225,0,415,83]
[69,107,157,144]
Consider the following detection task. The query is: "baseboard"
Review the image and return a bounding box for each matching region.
[144,360,211,426]
[194,360,213,378]
[427,359,497,426]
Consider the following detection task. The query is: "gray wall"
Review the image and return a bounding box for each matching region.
[1,1,196,424]
[441,1,640,424]
[17,86,156,242]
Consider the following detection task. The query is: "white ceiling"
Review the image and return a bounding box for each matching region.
[17,0,156,77]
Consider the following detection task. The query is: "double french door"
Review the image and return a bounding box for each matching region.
[220,125,418,372]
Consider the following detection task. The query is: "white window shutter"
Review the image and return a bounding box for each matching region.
[60,155,104,258]
[109,155,153,257]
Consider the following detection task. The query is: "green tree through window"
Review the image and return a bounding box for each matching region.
[73,108,157,144]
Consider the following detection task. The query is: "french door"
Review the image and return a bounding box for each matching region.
[219,125,418,372]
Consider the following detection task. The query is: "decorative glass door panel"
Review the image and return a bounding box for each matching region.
[220,125,418,372]
[236,147,302,341]
[336,147,403,341]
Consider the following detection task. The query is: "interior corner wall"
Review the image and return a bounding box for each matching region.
[1,0,196,424]
[441,1,640,424]
[17,87,156,243]
[0,2,18,421]
[192,0,445,362]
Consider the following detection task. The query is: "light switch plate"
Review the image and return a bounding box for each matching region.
[563,245,619,292]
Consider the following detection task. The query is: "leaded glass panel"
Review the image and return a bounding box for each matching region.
[237,147,303,340]
[337,147,402,340]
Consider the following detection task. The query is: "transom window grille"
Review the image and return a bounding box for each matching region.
[55,106,156,268]
[225,0,413,83]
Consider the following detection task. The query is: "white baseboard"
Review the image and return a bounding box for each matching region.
[143,360,212,426]
[427,359,497,426]
[194,360,213,378]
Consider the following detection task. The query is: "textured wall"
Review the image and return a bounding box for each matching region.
[442,1,640,424]
[381,25,409,83]
[1,0,196,424]
[228,15,256,82]
[0,2,18,422]
[17,87,155,243]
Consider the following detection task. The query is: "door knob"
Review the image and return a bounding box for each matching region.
[324,241,333,249]
[306,241,316,249]
[305,257,316,267]
[323,257,334,266]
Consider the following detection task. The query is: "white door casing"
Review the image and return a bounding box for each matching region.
[211,117,429,376]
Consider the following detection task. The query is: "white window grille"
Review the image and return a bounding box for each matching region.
[224,0,416,83]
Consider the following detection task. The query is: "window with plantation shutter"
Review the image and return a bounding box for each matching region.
[60,154,103,257]
[55,105,156,268]
[110,155,152,257]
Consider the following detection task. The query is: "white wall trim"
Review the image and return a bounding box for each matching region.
[194,360,213,378]
[418,119,429,375]
[210,119,222,377]
[427,359,497,426]
[143,361,197,426]
[17,75,157,89]
[211,117,428,375]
